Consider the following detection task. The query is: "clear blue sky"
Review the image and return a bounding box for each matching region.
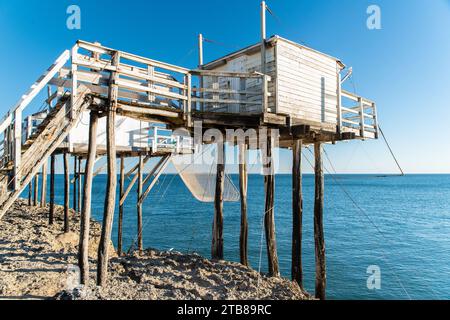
[1,0,449,174]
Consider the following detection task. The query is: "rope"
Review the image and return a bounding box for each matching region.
[378,125,404,176]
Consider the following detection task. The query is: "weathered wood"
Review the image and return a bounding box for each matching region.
[73,156,77,212]
[33,173,39,207]
[264,131,280,277]
[117,155,125,256]
[139,155,171,204]
[239,142,249,266]
[49,154,55,225]
[120,156,150,206]
[63,152,70,233]
[40,160,47,207]
[137,155,144,254]
[292,139,303,287]
[28,182,32,206]
[97,51,119,287]
[78,157,82,212]
[314,142,326,300]
[79,111,98,285]
[212,142,225,260]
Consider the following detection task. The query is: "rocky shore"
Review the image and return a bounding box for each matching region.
[0,199,308,300]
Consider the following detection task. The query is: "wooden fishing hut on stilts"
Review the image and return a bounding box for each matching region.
[0,2,378,299]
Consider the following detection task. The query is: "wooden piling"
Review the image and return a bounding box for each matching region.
[33,173,39,206]
[117,154,125,256]
[79,111,98,285]
[28,182,32,206]
[212,142,225,260]
[40,161,47,207]
[292,139,303,287]
[73,156,77,212]
[63,152,70,233]
[78,157,82,212]
[239,142,249,266]
[137,155,143,254]
[264,131,280,277]
[97,51,119,287]
[49,154,55,225]
[314,142,326,300]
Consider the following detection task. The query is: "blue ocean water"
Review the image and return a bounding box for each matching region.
[24,174,450,300]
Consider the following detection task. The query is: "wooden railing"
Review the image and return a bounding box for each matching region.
[339,90,379,139]
[190,70,271,114]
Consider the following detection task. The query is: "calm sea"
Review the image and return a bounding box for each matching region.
[23,174,450,300]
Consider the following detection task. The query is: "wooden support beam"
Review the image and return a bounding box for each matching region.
[79,111,98,285]
[239,142,249,267]
[117,155,125,256]
[73,156,77,212]
[119,156,151,206]
[63,152,70,233]
[264,131,280,277]
[212,142,225,260]
[314,142,326,300]
[97,51,120,287]
[33,173,39,207]
[137,155,144,254]
[49,154,55,225]
[292,139,303,287]
[139,155,171,204]
[78,157,82,212]
[40,160,47,207]
[28,182,32,206]
[13,109,22,191]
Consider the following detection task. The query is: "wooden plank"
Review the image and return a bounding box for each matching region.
[314,142,326,300]
[78,111,98,285]
[292,139,303,287]
[239,142,248,267]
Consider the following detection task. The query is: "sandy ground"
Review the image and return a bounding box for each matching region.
[0,199,308,300]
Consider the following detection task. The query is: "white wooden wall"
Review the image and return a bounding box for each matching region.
[68,112,149,150]
[276,39,340,125]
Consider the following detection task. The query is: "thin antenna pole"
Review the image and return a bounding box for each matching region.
[198,33,204,111]
[261,1,267,74]
[198,34,204,67]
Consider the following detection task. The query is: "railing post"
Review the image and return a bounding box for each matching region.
[372,102,379,139]
[337,73,342,135]
[147,66,155,103]
[358,97,365,139]
[262,75,269,113]
[153,126,158,153]
[13,109,22,191]
[186,73,192,127]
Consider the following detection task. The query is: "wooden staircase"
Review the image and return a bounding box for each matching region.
[0,86,92,219]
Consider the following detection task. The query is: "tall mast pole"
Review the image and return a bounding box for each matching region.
[198,34,204,112]
[261,1,267,74]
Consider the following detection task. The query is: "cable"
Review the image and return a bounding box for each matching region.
[379,125,404,176]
